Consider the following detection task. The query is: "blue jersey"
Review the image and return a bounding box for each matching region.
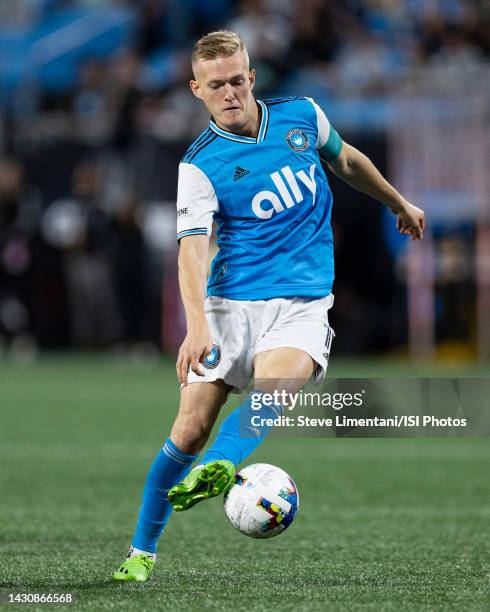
[176,97,343,300]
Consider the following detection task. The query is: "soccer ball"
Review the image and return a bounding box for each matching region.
[223,463,299,538]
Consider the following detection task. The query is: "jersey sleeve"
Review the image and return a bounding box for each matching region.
[176,162,218,240]
[307,98,343,162]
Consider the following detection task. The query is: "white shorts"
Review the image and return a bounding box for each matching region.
[187,294,335,392]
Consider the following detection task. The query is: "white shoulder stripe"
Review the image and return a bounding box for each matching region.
[306,97,331,150]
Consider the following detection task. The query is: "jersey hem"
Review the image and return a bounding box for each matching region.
[207,284,333,301]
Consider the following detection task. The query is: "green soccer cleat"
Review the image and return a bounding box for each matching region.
[168,460,235,512]
[113,554,155,582]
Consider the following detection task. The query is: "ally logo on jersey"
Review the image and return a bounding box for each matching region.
[251,163,317,220]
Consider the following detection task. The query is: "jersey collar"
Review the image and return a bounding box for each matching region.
[209,100,268,144]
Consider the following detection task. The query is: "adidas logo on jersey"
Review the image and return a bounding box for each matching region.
[251,163,317,220]
[233,166,250,182]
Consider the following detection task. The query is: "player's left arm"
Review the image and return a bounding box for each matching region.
[309,98,425,240]
[326,142,425,241]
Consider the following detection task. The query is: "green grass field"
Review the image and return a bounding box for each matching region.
[1,356,489,611]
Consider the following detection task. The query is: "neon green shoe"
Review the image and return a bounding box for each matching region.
[113,554,155,582]
[168,460,235,512]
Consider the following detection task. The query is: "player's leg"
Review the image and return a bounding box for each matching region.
[170,380,230,454]
[166,379,237,511]
[192,296,334,476]
[252,347,315,392]
[197,348,314,468]
[114,380,229,581]
[168,298,332,513]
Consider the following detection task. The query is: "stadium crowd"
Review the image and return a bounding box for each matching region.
[0,0,488,355]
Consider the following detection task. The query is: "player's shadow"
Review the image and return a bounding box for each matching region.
[58,580,116,590]
[0,579,115,590]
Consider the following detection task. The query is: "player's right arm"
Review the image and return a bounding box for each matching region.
[176,235,214,386]
[175,161,218,385]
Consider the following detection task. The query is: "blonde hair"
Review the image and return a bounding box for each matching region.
[191,30,248,71]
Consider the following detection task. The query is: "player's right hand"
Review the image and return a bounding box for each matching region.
[176,327,214,386]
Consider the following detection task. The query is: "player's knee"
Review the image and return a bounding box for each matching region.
[171,419,210,455]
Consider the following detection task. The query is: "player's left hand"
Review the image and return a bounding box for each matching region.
[396,201,425,241]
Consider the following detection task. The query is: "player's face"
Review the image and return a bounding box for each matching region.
[191,51,257,135]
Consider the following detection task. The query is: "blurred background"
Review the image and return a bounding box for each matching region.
[1,0,489,365]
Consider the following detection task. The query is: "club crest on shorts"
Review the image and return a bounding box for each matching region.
[203,343,221,369]
[286,128,309,152]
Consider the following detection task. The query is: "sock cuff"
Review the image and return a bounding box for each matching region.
[163,438,198,464]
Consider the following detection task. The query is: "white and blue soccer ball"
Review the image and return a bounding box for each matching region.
[224,463,299,538]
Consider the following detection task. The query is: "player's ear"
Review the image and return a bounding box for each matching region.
[249,68,256,91]
[190,79,202,100]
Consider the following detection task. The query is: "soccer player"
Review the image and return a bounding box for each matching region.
[114,30,425,581]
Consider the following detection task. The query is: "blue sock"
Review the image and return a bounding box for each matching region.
[132,438,198,554]
[202,391,283,466]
